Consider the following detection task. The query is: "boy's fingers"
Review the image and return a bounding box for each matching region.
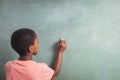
[58,39,67,46]
[57,42,60,46]
[63,40,65,43]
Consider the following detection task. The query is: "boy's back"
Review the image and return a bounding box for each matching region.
[5,28,67,80]
[5,60,54,80]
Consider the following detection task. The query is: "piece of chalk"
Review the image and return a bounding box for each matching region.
[60,38,64,41]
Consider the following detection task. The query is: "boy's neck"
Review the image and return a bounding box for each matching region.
[19,54,32,60]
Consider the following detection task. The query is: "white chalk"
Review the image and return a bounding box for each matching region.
[60,38,64,41]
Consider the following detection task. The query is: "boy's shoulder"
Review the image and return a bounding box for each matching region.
[5,60,13,67]
[5,60,47,67]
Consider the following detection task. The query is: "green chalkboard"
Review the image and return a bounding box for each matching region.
[0,0,120,80]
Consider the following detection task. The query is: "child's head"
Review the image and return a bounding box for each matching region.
[11,28,39,56]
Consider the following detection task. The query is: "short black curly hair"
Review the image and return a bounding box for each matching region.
[11,28,36,55]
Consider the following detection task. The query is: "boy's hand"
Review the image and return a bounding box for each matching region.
[57,39,67,53]
[51,39,67,78]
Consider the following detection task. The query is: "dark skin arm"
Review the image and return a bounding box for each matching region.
[51,40,67,80]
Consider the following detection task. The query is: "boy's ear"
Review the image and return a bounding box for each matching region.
[29,45,34,53]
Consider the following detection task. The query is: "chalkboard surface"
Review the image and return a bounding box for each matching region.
[0,0,120,80]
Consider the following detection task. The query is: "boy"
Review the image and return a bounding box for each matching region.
[5,28,67,80]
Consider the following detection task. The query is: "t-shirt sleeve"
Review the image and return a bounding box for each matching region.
[37,63,54,80]
[4,61,13,80]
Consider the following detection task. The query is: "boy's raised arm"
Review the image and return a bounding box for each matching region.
[51,40,67,80]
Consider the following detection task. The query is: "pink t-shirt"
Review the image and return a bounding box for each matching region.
[5,60,54,80]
